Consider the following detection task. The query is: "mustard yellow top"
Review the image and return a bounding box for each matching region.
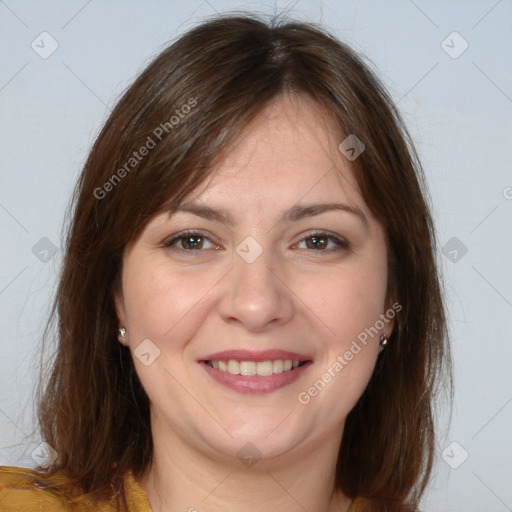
[0,465,366,511]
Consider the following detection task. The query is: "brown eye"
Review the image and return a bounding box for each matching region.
[298,232,349,251]
[305,234,328,250]
[164,231,218,252]
[180,234,204,250]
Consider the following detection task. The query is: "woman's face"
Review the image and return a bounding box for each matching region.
[115,94,394,464]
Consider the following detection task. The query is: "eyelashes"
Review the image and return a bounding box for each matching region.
[163,230,349,254]
[164,231,220,251]
[297,232,349,251]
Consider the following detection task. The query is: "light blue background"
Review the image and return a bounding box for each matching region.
[1,1,511,511]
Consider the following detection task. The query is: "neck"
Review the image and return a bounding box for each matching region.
[136,416,353,512]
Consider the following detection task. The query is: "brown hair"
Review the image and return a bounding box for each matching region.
[33,11,451,512]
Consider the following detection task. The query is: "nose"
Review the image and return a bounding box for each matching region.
[217,239,295,332]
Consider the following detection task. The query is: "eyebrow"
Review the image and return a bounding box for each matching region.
[169,201,368,227]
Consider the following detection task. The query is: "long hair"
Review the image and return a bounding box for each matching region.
[34,12,451,511]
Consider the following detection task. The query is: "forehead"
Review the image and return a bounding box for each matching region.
[190,93,362,208]
[220,94,345,168]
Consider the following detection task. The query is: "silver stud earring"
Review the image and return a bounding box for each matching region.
[379,334,388,348]
[119,328,126,338]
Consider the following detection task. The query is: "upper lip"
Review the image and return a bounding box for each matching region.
[200,349,312,363]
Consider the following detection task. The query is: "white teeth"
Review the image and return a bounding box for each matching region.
[240,361,256,375]
[207,359,304,376]
[272,360,284,374]
[227,360,240,374]
[256,360,273,377]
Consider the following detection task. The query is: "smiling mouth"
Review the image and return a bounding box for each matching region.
[203,359,310,377]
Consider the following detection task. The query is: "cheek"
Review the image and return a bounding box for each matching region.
[301,258,388,344]
[121,255,225,342]
[296,268,384,417]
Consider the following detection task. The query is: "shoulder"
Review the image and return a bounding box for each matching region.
[349,496,374,512]
[0,465,122,512]
[0,465,66,510]
[0,465,77,511]
[0,465,146,512]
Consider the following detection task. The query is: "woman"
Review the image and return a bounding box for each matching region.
[0,12,451,512]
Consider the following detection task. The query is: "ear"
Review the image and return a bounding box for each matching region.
[384,298,396,337]
[378,298,400,353]
[114,287,128,346]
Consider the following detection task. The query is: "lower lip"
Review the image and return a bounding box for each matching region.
[199,361,313,394]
